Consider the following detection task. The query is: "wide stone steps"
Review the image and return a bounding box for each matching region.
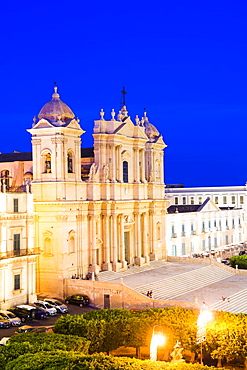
[98,260,168,282]
[133,265,234,301]
[210,288,247,314]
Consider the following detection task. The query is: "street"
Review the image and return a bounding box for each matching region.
[0,304,95,340]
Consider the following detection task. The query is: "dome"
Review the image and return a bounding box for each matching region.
[144,118,160,141]
[38,87,75,123]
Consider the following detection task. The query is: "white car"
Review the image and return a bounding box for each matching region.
[33,301,57,316]
[0,310,21,326]
[43,299,68,313]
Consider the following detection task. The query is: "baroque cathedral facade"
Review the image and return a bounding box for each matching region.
[0,87,168,303]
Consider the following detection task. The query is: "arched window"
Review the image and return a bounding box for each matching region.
[67,151,73,173]
[44,237,52,255]
[69,236,75,253]
[1,170,10,189]
[44,153,51,173]
[123,161,128,183]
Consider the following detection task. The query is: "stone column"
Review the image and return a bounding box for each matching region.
[135,149,140,183]
[103,214,112,271]
[134,212,142,265]
[143,212,150,263]
[111,214,118,270]
[141,150,146,182]
[90,215,99,273]
[118,145,123,182]
[110,145,116,182]
[120,214,127,268]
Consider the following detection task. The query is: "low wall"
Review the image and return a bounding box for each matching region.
[64,278,199,311]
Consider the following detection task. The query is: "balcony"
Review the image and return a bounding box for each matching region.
[171,233,177,238]
[0,248,41,260]
[181,232,186,237]
[191,231,197,235]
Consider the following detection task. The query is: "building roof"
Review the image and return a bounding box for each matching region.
[167,205,202,213]
[81,148,94,158]
[0,152,32,163]
[0,148,93,164]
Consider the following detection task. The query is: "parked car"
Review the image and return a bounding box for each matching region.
[33,301,57,316]
[43,298,68,313]
[0,316,11,329]
[8,307,34,323]
[28,306,48,319]
[65,294,90,307]
[16,305,43,320]
[14,325,34,334]
[0,310,21,326]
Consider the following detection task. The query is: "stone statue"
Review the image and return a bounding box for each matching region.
[102,164,109,182]
[89,163,97,182]
[170,341,185,363]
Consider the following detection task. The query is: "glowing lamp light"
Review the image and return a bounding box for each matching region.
[150,326,165,361]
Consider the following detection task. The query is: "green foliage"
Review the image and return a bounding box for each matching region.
[7,332,90,353]
[6,352,221,370]
[229,255,247,269]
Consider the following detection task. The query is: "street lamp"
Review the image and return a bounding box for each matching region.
[197,304,213,365]
[150,325,165,361]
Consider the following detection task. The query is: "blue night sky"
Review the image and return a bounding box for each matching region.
[1,0,247,187]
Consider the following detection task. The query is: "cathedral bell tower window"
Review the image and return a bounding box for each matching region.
[123,161,128,183]
[67,151,74,173]
[44,153,51,173]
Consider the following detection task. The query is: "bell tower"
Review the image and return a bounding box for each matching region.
[27,87,85,201]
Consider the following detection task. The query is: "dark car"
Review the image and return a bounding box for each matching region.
[65,294,90,307]
[8,306,34,323]
[0,316,11,329]
[29,306,48,320]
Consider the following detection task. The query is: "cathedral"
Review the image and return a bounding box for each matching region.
[1,87,246,309]
[0,87,168,303]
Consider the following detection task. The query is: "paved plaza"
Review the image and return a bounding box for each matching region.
[98,261,247,314]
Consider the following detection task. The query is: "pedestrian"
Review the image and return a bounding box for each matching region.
[149,291,153,298]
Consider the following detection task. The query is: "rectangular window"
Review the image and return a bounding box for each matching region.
[190,242,194,253]
[182,197,186,205]
[190,197,194,205]
[198,197,202,204]
[214,237,217,248]
[214,220,217,227]
[171,225,175,235]
[232,196,235,204]
[202,221,205,230]
[240,196,244,204]
[182,224,185,232]
[223,196,227,204]
[13,199,18,213]
[202,240,206,250]
[174,197,178,205]
[226,235,229,244]
[215,196,218,204]
[182,243,186,255]
[14,274,20,290]
[208,221,211,230]
[13,234,20,251]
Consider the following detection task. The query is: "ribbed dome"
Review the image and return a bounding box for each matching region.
[144,120,160,140]
[38,87,75,122]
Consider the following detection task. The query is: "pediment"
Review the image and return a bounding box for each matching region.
[198,198,220,212]
[114,117,135,137]
[66,119,83,131]
[32,119,54,129]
